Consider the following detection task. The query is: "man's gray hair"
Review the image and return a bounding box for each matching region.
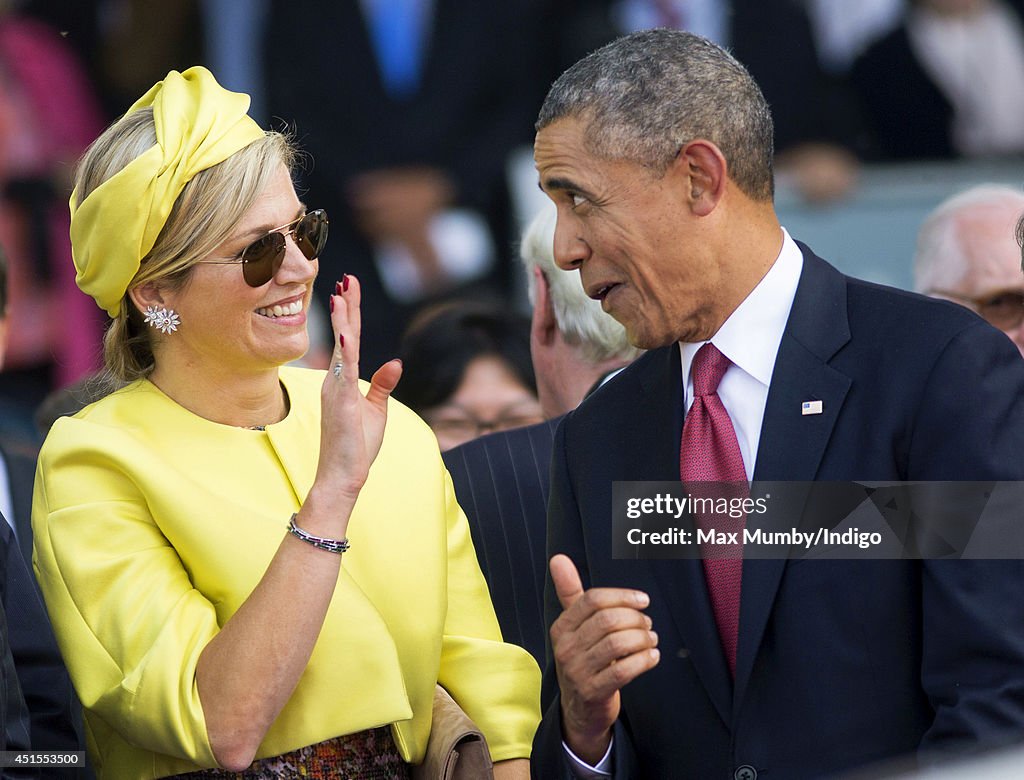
[537,28,775,201]
[520,203,643,364]
[913,184,1024,293]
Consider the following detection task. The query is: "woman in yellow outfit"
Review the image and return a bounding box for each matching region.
[31,67,539,779]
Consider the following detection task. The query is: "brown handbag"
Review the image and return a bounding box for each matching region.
[412,685,494,780]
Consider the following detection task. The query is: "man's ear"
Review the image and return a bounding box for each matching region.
[127,282,167,317]
[530,266,558,347]
[675,140,728,217]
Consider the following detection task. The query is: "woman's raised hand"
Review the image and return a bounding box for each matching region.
[313,274,402,508]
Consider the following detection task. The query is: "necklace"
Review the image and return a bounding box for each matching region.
[242,425,267,431]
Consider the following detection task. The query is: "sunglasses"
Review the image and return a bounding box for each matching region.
[203,209,329,287]
[932,288,1024,331]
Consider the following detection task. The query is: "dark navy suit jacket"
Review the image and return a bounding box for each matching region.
[532,246,1024,779]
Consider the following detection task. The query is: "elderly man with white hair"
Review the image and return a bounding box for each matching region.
[914,184,1024,357]
[519,203,643,418]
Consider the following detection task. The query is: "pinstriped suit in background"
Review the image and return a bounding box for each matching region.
[443,417,561,666]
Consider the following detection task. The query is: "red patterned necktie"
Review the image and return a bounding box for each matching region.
[679,343,746,675]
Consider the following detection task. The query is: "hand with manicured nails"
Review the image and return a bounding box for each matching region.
[315,274,403,509]
[549,554,661,765]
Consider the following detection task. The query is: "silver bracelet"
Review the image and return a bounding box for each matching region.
[287,514,350,554]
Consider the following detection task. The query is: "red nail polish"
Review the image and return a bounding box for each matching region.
[339,334,345,348]
[329,296,335,313]
[342,274,350,292]
[335,281,342,296]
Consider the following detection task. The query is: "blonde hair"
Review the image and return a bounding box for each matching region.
[73,108,296,382]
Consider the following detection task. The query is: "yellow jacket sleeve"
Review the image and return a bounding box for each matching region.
[33,417,219,767]
[435,462,542,762]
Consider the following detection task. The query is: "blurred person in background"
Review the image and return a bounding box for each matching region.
[0,244,37,558]
[395,301,543,451]
[19,0,202,122]
[853,0,1024,160]
[803,0,906,76]
[0,2,106,419]
[32,66,538,778]
[262,0,614,371]
[606,0,864,202]
[517,202,643,419]
[914,184,1024,356]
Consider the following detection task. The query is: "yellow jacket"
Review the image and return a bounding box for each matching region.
[32,367,540,779]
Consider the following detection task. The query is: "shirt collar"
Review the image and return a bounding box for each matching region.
[679,227,803,389]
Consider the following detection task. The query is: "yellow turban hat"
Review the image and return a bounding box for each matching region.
[70,66,265,317]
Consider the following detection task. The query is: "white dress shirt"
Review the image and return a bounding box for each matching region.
[564,227,804,778]
[679,227,803,480]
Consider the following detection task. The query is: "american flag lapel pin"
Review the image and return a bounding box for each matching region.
[802,400,823,416]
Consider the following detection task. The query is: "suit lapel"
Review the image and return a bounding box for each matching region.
[734,248,853,708]
[635,347,735,726]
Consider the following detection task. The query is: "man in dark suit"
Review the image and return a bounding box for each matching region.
[443,202,640,664]
[531,29,1024,779]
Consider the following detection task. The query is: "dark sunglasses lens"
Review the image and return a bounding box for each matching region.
[980,292,1024,330]
[241,232,286,287]
[294,210,328,261]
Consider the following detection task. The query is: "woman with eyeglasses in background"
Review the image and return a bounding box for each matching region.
[31,67,538,779]
[394,301,545,451]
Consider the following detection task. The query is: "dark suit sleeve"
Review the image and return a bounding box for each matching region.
[908,323,1024,755]
[532,418,639,779]
[1,519,81,761]
[0,517,32,765]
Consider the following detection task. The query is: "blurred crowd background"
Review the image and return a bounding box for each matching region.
[2,0,1024,449]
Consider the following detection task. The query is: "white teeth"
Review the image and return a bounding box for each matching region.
[257,300,303,318]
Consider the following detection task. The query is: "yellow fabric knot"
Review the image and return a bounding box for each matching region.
[70,66,265,317]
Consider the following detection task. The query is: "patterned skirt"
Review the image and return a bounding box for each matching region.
[168,726,411,779]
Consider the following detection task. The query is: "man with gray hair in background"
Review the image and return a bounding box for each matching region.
[913,184,1024,357]
[518,202,643,418]
[443,202,640,665]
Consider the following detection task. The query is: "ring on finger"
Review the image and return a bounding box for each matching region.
[332,361,343,379]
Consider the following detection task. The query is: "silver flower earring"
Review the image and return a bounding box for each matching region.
[143,305,181,334]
